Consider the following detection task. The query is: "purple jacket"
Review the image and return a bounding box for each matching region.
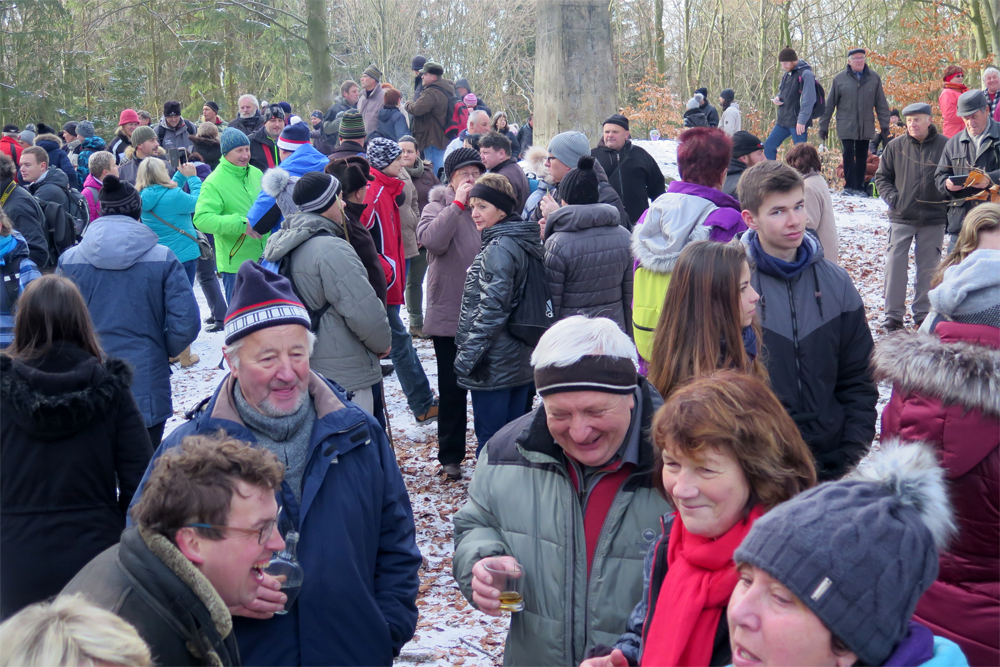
[665,180,744,241]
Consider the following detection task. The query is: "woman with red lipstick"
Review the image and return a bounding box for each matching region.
[581,371,815,667]
[647,241,765,402]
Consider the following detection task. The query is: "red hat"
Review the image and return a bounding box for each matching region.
[118,109,140,125]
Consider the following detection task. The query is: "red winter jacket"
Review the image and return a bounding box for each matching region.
[362,168,406,306]
[874,322,999,667]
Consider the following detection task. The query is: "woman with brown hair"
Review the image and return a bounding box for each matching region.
[581,371,816,667]
[374,85,409,143]
[648,241,764,402]
[785,143,839,264]
[0,275,152,619]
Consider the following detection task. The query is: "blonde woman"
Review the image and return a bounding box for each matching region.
[0,595,151,666]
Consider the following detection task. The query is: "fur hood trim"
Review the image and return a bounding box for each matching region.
[0,354,133,433]
[851,439,956,550]
[191,134,220,147]
[34,133,64,147]
[873,331,1000,417]
[139,526,233,642]
[261,167,293,198]
[428,183,456,206]
[123,145,166,162]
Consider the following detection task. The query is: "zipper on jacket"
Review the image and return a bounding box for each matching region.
[786,280,806,404]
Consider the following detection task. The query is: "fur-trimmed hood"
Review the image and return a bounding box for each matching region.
[873,328,1000,418]
[428,183,455,207]
[1,346,134,439]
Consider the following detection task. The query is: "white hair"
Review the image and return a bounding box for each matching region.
[984,67,1000,79]
[468,110,490,126]
[531,316,637,370]
[238,94,259,109]
[0,595,152,666]
[223,329,316,371]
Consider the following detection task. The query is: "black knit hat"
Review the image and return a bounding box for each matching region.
[293,172,342,213]
[720,89,735,103]
[731,131,763,158]
[98,175,142,219]
[695,87,709,99]
[602,114,629,131]
[326,156,374,197]
[412,55,427,71]
[558,156,600,205]
[62,121,78,136]
[163,101,182,117]
[204,100,220,113]
[778,46,798,62]
[444,147,485,181]
[224,262,311,345]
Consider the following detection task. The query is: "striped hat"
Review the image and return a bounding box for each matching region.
[224,262,312,345]
[338,110,366,140]
[277,121,312,152]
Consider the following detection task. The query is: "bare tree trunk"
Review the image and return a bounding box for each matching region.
[655,0,666,74]
[535,0,617,147]
[307,0,333,110]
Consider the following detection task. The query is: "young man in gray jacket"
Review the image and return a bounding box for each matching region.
[873,103,949,332]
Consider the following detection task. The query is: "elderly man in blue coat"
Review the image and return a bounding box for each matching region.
[127,261,422,667]
[247,122,331,233]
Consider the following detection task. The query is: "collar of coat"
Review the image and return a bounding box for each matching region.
[209,371,345,426]
[138,525,233,644]
[873,325,1000,419]
[513,376,662,476]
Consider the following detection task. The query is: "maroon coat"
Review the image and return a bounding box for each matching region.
[874,322,999,667]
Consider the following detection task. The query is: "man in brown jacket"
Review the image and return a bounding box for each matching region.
[404,61,454,178]
[480,131,530,213]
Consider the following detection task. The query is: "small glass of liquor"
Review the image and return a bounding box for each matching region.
[484,560,524,613]
[264,530,304,615]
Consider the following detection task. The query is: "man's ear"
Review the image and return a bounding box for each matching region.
[175,527,207,565]
[741,209,759,231]
[223,351,238,379]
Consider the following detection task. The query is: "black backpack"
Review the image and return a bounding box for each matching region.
[33,196,79,258]
[507,251,554,347]
[63,186,90,233]
[798,73,827,120]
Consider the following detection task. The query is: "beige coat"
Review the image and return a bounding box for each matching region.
[803,172,839,265]
[398,167,420,259]
[357,84,385,135]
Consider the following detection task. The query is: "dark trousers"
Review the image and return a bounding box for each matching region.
[470,384,532,457]
[196,243,228,321]
[432,336,468,465]
[147,421,166,448]
[841,139,870,192]
[370,381,387,432]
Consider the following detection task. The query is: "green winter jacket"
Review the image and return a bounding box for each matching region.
[453,378,670,666]
[193,157,266,273]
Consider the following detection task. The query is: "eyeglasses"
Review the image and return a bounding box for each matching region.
[187,507,282,546]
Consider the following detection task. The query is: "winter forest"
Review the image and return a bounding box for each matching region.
[2,0,997,140]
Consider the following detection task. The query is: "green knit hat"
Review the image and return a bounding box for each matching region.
[338,110,366,140]
[130,125,156,146]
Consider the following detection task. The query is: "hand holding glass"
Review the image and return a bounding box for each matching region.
[472,556,524,615]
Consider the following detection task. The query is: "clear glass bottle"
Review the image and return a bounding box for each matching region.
[264,531,304,615]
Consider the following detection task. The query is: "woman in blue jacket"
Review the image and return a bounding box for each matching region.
[136,158,202,285]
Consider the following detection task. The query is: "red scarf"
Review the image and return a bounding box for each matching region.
[943,81,968,93]
[641,505,764,667]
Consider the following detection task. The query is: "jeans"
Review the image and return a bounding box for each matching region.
[222,272,237,304]
[181,259,198,288]
[432,336,468,465]
[197,242,228,321]
[424,145,445,180]
[884,223,945,322]
[841,139,870,192]
[405,248,428,330]
[763,124,807,160]
[386,305,434,416]
[471,384,532,457]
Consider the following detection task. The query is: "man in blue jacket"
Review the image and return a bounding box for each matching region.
[127,261,422,667]
[248,122,331,233]
[58,174,199,446]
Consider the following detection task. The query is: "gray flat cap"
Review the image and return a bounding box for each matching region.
[901,103,932,117]
[957,89,988,117]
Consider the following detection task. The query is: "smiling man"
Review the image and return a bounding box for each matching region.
[738,161,877,482]
[453,316,669,666]
[124,262,422,666]
[63,432,286,666]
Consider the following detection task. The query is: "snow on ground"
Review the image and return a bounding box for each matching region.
[165,139,912,665]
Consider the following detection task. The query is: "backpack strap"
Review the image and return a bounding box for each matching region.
[2,258,21,306]
[0,181,16,207]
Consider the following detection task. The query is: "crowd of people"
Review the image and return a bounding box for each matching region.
[0,48,997,667]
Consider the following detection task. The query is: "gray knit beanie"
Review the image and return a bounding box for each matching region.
[734,442,955,667]
[929,248,1000,327]
[76,120,95,138]
[546,131,591,170]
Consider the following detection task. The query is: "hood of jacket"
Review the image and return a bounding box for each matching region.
[425,78,456,98]
[263,211,346,263]
[266,143,329,179]
[77,214,159,270]
[482,216,544,259]
[428,183,456,207]
[82,173,103,190]
[545,203,620,236]
[377,106,402,122]
[1,230,31,265]
[190,134,219,149]
[792,59,813,74]
[34,134,64,152]
[928,248,999,320]
[80,136,107,151]
[30,165,69,191]
[727,156,748,176]
[0,344,133,439]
